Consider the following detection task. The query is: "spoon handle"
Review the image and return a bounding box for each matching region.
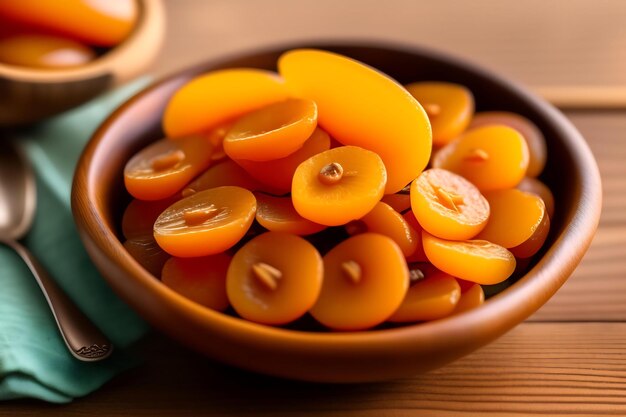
[5,239,113,361]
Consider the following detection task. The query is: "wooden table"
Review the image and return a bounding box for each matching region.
[4,1,626,415]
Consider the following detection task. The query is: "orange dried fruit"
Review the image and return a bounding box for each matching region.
[292,146,387,226]
[154,186,256,257]
[310,233,409,330]
[223,98,317,161]
[226,232,323,325]
[347,201,418,257]
[422,231,516,285]
[255,193,326,236]
[469,111,546,177]
[410,168,489,240]
[432,125,529,191]
[389,264,461,322]
[124,135,213,201]
[163,69,290,138]
[476,189,549,258]
[162,254,230,311]
[406,81,474,146]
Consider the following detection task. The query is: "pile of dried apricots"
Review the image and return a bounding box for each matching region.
[122,49,553,331]
[0,0,137,69]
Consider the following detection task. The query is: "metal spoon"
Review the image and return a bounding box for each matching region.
[0,140,112,361]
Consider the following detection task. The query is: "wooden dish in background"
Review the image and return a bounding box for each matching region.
[0,0,165,126]
[72,43,602,382]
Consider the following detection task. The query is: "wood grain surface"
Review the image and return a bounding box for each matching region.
[4,1,626,416]
[153,0,626,108]
[6,323,626,416]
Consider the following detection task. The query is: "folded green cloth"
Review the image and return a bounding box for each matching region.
[0,80,151,403]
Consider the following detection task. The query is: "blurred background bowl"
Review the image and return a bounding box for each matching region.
[72,43,602,382]
[0,0,165,126]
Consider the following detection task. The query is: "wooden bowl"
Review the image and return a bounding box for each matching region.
[72,43,602,382]
[0,0,165,126]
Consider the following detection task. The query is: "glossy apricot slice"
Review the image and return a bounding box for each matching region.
[0,35,95,68]
[183,159,276,196]
[123,237,170,278]
[255,193,326,236]
[476,189,549,258]
[163,69,290,138]
[381,192,411,213]
[279,49,431,193]
[124,135,214,201]
[310,233,409,330]
[388,267,461,322]
[122,196,179,240]
[292,146,386,226]
[517,177,555,219]
[226,232,323,325]
[410,168,489,240]
[154,186,256,257]
[0,0,137,46]
[162,254,230,311]
[422,231,516,285]
[402,211,428,262]
[235,127,331,195]
[453,283,485,314]
[223,99,317,161]
[469,111,546,177]
[432,125,529,191]
[348,201,418,257]
[405,81,474,146]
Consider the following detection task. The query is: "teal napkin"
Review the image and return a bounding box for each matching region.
[0,80,151,403]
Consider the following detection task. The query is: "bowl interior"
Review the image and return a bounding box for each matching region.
[73,43,602,381]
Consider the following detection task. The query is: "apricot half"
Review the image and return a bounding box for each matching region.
[124,135,214,201]
[162,254,231,311]
[432,125,529,191]
[310,233,409,330]
[226,232,323,325]
[406,81,474,146]
[255,193,326,236]
[154,186,256,257]
[422,231,516,285]
[223,98,317,161]
[410,168,490,240]
[292,146,387,226]
[163,69,290,138]
[469,111,547,177]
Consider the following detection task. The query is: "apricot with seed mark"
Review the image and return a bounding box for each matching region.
[292,146,387,226]
[154,186,256,258]
[226,232,323,325]
[310,233,409,331]
[411,168,490,241]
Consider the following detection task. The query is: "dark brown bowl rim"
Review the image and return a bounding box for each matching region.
[72,41,602,350]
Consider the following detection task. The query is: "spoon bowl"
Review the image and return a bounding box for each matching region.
[0,141,35,239]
